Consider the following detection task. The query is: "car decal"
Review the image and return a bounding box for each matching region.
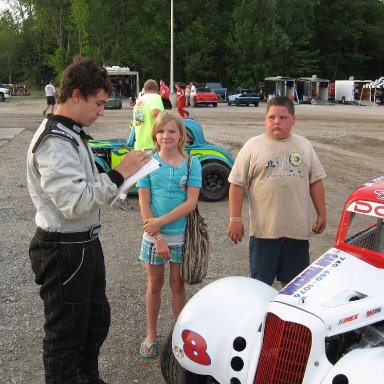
[181,329,211,366]
[347,200,384,218]
[280,252,347,298]
[189,149,228,161]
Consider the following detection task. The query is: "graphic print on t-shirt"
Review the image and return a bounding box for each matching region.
[134,100,145,125]
[265,151,305,179]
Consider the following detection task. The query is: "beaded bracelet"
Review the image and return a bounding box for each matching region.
[153,234,163,243]
[230,217,242,222]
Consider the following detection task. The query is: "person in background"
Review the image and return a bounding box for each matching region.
[227,96,326,288]
[114,79,164,211]
[159,79,172,110]
[185,83,191,107]
[175,83,189,118]
[137,111,201,358]
[27,56,151,384]
[43,79,56,117]
[189,81,196,107]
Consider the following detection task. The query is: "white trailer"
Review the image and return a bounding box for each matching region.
[105,66,140,98]
[335,78,371,104]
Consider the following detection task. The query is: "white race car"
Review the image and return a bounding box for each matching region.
[161,176,384,384]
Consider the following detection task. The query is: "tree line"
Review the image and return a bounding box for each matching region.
[0,0,383,90]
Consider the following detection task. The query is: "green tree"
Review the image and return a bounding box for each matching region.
[226,0,318,88]
[0,10,20,83]
[314,0,384,80]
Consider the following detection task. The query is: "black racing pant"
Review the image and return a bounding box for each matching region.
[29,228,111,384]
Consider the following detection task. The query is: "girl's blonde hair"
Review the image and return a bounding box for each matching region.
[152,111,187,155]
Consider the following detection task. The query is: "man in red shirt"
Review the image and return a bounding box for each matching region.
[159,79,172,110]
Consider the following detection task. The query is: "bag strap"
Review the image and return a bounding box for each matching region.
[186,153,191,181]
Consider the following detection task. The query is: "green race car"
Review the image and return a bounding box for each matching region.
[90,118,234,201]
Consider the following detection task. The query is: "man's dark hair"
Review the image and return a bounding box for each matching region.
[58,56,112,103]
[266,96,295,116]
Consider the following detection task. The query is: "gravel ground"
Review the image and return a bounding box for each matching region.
[1,97,384,383]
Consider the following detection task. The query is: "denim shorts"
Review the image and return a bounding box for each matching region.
[139,238,184,265]
[249,237,309,285]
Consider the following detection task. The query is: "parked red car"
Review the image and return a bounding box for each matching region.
[193,88,219,107]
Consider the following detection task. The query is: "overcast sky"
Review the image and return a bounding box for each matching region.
[0,0,9,11]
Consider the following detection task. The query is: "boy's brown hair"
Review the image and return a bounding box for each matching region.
[58,56,112,103]
[266,96,295,116]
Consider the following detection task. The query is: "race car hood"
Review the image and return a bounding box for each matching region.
[276,248,384,336]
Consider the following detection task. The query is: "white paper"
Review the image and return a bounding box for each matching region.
[111,157,160,205]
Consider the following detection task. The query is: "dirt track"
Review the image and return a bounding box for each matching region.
[1,97,384,383]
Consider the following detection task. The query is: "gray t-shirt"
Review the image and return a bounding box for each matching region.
[229,133,326,239]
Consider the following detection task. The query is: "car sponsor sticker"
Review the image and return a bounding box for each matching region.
[347,200,384,218]
[366,307,382,318]
[280,252,346,298]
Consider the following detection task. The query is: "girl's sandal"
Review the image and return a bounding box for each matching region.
[139,340,158,358]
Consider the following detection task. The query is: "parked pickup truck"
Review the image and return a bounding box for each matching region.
[204,82,227,101]
[0,84,11,102]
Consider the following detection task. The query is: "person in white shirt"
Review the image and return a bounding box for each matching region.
[43,79,56,117]
[189,81,196,107]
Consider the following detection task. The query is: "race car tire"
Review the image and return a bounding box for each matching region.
[254,102,259,107]
[161,331,217,384]
[0,93,5,102]
[227,100,232,106]
[200,162,230,202]
[212,103,217,107]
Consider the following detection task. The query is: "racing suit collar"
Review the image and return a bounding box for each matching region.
[50,115,93,140]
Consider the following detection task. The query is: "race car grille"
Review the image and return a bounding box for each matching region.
[254,313,312,384]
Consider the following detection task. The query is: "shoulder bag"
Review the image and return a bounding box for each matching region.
[181,155,209,284]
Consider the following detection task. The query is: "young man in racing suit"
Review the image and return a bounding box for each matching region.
[27,56,151,384]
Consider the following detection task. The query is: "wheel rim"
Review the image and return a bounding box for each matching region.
[203,171,225,194]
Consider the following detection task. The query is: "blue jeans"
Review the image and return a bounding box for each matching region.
[29,228,111,384]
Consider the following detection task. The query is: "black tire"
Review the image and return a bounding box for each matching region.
[212,103,217,107]
[227,101,232,106]
[117,99,122,109]
[200,163,230,202]
[245,103,249,106]
[194,100,198,107]
[161,331,215,384]
[254,102,259,107]
[0,93,5,102]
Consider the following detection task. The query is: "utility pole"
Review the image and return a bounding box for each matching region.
[170,0,174,94]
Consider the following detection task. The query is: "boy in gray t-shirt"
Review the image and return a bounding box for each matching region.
[228,96,326,287]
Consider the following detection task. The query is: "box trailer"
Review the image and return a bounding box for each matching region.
[296,75,329,104]
[264,76,295,101]
[335,78,372,104]
[105,66,140,98]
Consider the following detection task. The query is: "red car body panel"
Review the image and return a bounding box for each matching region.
[194,88,219,106]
